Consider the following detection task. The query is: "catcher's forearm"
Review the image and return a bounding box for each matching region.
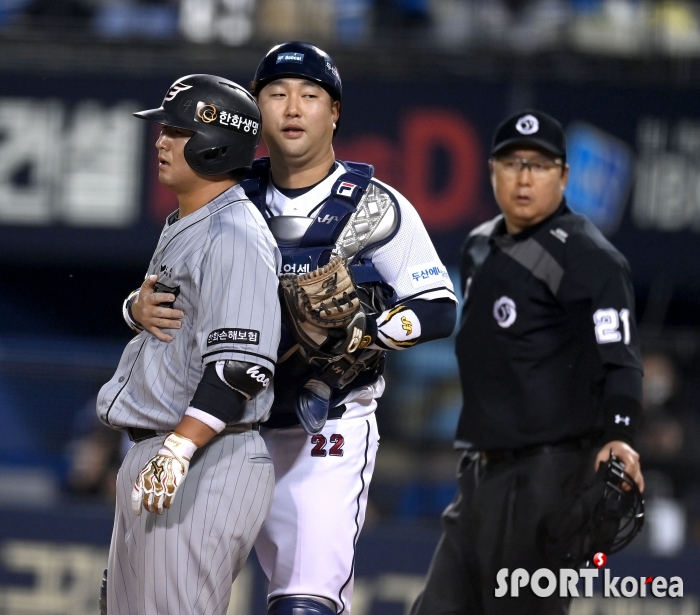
[370,298,456,350]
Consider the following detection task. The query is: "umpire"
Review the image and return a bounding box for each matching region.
[410,110,644,615]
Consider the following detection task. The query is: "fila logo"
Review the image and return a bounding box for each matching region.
[317,214,339,224]
[336,181,358,197]
[164,81,193,101]
[614,414,630,426]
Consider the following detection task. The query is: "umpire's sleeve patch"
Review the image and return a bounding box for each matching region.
[207,328,260,346]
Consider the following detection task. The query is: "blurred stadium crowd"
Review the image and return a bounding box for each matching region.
[3,0,700,54]
[0,0,699,589]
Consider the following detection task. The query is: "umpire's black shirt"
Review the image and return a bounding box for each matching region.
[455,200,643,451]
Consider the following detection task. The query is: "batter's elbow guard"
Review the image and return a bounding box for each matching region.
[217,360,272,400]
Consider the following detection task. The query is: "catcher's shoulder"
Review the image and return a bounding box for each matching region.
[367,176,406,207]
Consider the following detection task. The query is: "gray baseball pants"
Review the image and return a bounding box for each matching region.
[107,429,274,615]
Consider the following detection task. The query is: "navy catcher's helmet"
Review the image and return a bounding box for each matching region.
[134,74,261,176]
[251,41,342,101]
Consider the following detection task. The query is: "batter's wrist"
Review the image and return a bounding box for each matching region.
[185,406,227,433]
[122,289,143,333]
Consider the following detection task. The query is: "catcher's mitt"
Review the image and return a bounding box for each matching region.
[279,256,366,358]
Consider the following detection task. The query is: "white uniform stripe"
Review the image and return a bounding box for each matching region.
[337,419,371,614]
[256,414,379,612]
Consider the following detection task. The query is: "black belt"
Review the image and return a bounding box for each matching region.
[126,422,260,443]
[480,437,594,462]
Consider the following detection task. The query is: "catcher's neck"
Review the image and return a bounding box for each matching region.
[269,148,336,190]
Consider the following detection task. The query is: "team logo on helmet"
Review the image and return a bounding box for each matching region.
[493,296,517,328]
[197,104,217,123]
[277,52,304,64]
[164,81,193,102]
[515,114,539,135]
[325,61,340,84]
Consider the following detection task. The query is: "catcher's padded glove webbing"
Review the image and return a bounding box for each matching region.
[279,256,366,358]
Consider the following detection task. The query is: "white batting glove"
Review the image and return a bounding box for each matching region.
[131,432,197,515]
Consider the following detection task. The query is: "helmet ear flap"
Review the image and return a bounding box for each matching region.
[184,133,255,176]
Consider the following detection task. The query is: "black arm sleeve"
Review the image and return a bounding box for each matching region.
[404,298,457,342]
[370,297,457,350]
[190,363,246,424]
[600,365,643,447]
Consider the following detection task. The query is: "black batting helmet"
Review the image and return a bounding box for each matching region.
[251,41,342,101]
[134,74,261,176]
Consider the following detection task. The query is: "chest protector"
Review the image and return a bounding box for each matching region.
[241,158,400,421]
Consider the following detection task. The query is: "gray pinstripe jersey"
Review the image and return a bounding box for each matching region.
[97,184,282,431]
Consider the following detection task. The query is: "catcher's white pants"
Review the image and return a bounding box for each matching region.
[107,430,274,615]
[256,410,380,614]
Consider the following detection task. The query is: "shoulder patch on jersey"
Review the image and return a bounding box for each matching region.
[408,260,450,289]
[470,215,502,238]
[207,328,260,346]
[334,180,398,263]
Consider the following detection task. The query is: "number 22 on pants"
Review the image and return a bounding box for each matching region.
[310,434,344,457]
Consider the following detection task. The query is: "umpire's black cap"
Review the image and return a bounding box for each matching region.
[491,110,566,162]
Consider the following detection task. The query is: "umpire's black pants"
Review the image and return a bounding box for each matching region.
[410,445,596,615]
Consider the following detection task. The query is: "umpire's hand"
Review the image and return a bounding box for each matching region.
[595,441,644,493]
[131,275,184,342]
